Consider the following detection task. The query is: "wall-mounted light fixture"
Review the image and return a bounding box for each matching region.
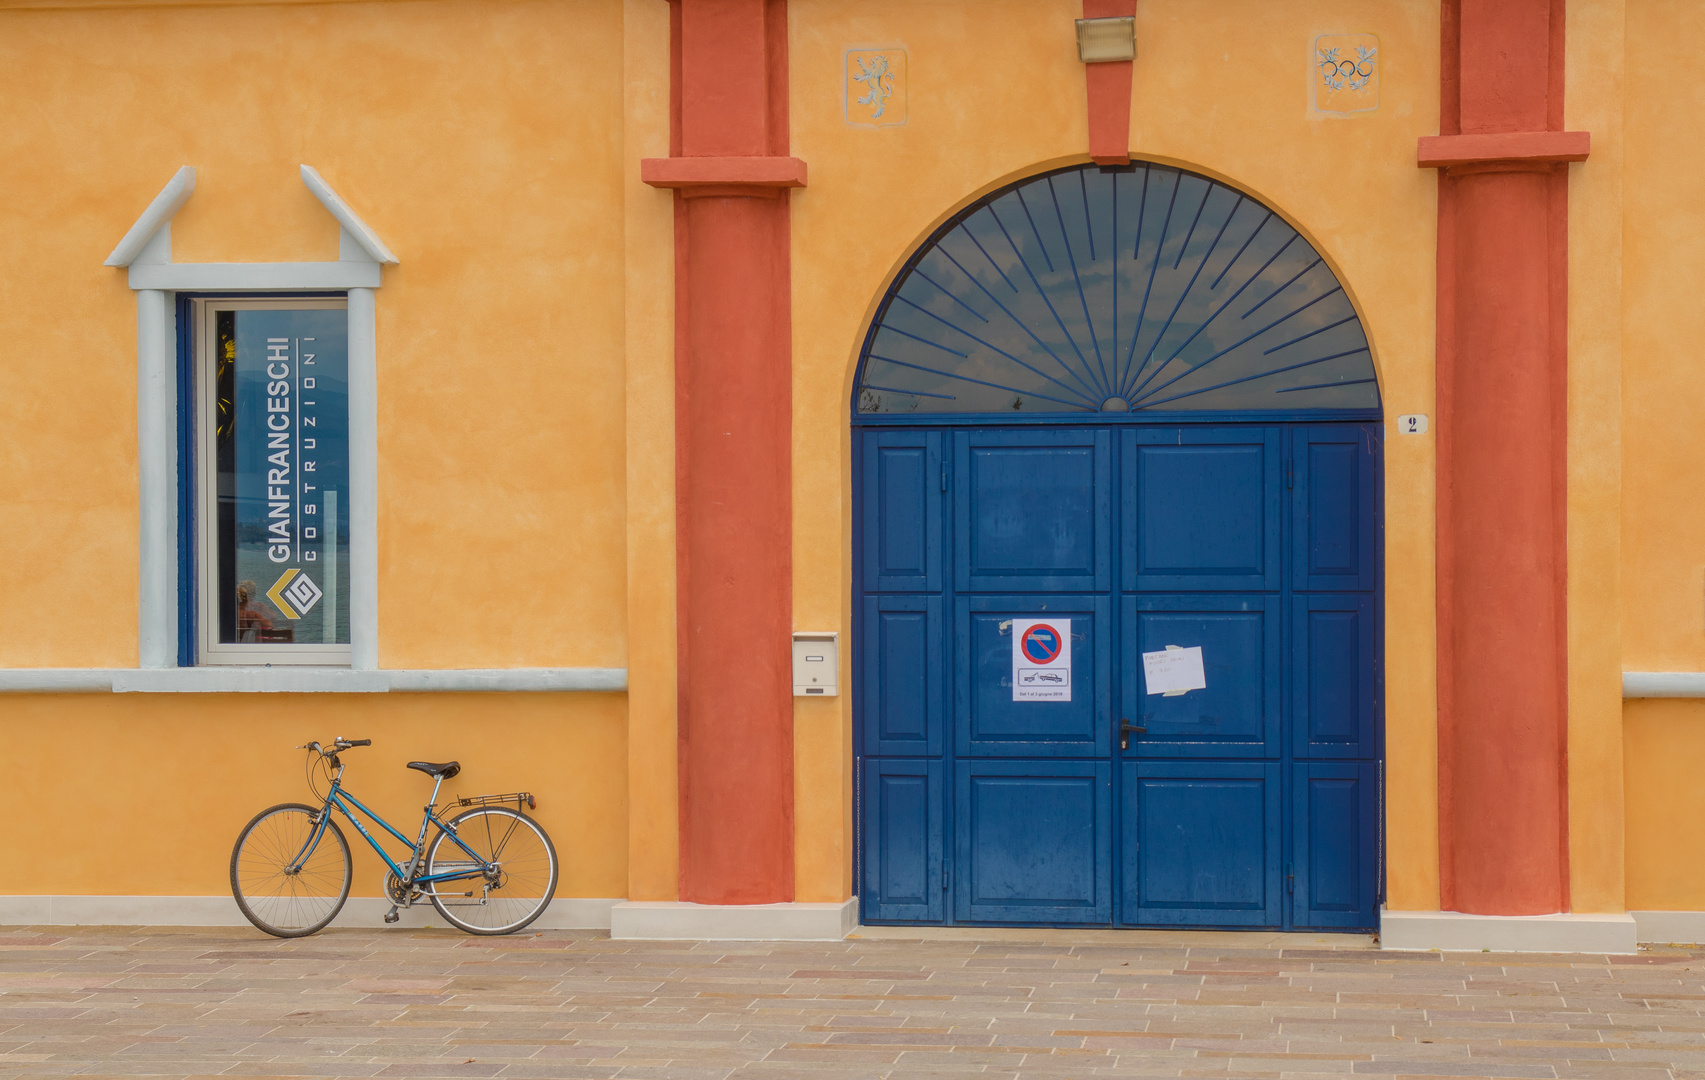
[1076,16,1136,63]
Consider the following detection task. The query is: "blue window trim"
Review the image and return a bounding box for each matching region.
[175,296,193,665]
[173,291,347,667]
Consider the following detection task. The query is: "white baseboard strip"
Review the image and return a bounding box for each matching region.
[1632,910,1705,945]
[609,899,858,941]
[17,897,1685,949]
[1380,908,1639,954]
[0,895,619,931]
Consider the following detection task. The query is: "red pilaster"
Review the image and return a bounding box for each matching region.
[645,0,798,905]
[1427,0,1586,915]
[1083,0,1137,165]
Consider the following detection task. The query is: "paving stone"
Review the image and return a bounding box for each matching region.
[0,928,1698,1078]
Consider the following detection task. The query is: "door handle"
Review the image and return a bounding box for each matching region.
[1119,719,1147,751]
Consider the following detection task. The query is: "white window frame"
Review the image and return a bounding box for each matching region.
[194,297,353,666]
[111,166,388,671]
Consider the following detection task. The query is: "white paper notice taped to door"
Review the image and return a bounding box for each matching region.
[1142,645,1206,696]
[1012,618,1072,701]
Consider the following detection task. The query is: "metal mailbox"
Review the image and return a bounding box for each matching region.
[792,632,839,696]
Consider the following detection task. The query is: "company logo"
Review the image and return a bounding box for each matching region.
[267,568,323,620]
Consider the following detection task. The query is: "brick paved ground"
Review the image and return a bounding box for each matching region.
[0,924,1701,1079]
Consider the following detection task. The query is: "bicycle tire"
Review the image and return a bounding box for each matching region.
[424,806,558,935]
[230,802,352,938]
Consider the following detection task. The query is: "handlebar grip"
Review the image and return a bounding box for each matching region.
[346,739,371,747]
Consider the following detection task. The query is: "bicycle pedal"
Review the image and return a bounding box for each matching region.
[383,906,401,924]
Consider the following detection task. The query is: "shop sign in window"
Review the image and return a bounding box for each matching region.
[197,300,350,665]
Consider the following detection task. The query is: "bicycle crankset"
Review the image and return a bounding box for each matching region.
[384,870,419,906]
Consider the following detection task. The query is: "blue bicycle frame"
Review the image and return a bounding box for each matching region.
[287,770,492,891]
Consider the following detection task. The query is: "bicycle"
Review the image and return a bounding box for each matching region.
[229,737,558,938]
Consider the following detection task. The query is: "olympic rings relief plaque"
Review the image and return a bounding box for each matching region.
[1012,619,1072,702]
[1313,33,1379,117]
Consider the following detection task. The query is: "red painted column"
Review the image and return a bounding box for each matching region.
[1427,0,1587,914]
[1082,0,1137,165]
[643,0,802,905]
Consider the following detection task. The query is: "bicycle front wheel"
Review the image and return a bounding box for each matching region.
[230,803,352,938]
[425,806,558,935]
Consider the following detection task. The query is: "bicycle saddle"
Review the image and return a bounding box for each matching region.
[406,760,461,780]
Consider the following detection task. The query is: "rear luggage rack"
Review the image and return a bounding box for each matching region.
[456,791,536,811]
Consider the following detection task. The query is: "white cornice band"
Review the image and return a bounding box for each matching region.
[0,668,627,694]
[2,668,1680,696]
[1623,672,1705,698]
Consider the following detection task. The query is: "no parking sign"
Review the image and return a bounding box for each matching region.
[1012,618,1072,702]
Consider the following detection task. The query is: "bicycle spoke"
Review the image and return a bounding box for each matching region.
[426,808,557,935]
[231,804,351,938]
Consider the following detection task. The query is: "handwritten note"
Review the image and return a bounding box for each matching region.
[1142,645,1206,696]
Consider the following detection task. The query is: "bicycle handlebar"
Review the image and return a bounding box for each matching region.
[297,737,372,756]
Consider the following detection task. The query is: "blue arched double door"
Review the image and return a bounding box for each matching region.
[853,164,1383,930]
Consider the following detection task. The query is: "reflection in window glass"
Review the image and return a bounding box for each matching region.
[212,307,350,648]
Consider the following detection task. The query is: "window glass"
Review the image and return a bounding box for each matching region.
[198,301,350,663]
[854,163,1380,416]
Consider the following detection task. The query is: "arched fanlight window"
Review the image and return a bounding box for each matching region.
[854,163,1379,415]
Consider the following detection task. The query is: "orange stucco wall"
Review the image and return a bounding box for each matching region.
[1620,0,1705,912]
[0,0,646,900]
[1625,701,1705,910]
[619,0,681,904]
[3,693,628,900]
[0,0,630,672]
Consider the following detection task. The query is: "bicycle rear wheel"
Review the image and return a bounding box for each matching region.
[230,803,352,938]
[425,806,558,935]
